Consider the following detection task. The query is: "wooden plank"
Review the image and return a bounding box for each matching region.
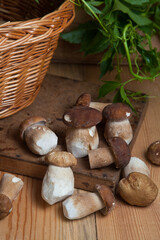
[0,74,147,192]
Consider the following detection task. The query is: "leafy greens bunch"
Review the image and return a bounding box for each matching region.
[61,0,160,110]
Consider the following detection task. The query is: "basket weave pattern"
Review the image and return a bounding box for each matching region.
[0,0,75,118]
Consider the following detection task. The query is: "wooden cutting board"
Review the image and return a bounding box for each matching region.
[0,74,148,192]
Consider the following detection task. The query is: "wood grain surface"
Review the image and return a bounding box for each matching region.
[0,68,160,240]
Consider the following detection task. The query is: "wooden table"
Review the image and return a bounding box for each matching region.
[0,67,160,240]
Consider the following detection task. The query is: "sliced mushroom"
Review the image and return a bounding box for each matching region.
[66,126,99,158]
[0,174,24,219]
[41,165,74,205]
[103,103,133,144]
[19,116,58,155]
[88,137,131,169]
[62,184,115,220]
[123,157,150,177]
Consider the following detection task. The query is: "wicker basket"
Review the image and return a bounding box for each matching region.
[0,0,75,118]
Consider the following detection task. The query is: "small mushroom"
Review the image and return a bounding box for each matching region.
[41,165,74,205]
[75,92,111,112]
[147,140,160,165]
[19,116,58,155]
[118,172,158,207]
[45,151,77,167]
[62,184,115,220]
[103,103,133,144]
[66,126,99,158]
[0,173,24,219]
[88,137,131,169]
[123,157,150,178]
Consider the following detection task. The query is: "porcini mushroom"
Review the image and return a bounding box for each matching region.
[19,116,58,155]
[103,103,133,144]
[75,92,110,112]
[147,140,160,165]
[123,157,150,178]
[65,126,99,158]
[41,165,74,205]
[0,173,24,219]
[118,172,158,206]
[88,137,131,169]
[45,151,77,167]
[62,184,115,220]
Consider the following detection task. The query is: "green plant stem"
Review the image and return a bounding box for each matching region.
[80,0,109,34]
[123,24,160,81]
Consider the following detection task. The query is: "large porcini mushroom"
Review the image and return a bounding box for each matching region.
[123,157,150,178]
[118,172,158,206]
[65,126,99,158]
[41,165,74,205]
[88,137,131,169]
[63,104,101,158]
[147,140,160,165]
[19,116,58,155]
[0,173,24,219]
[45,151,77,167]
[62,184,115,220]
[103,103,133,144]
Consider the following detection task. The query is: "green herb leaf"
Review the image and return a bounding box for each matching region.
[98,81,121,98]
[120,86,134,110]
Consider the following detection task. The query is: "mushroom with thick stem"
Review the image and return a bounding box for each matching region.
[88,137,131,169]
[122,157,150,178]
[65,126,99,158]
[118,172,158,207]
[62,184,115,220]
[0,173,24,219]
[41,165,74,205]
[147,140,160,165]
[75,92,111,112]
[103,103,133,144]
[45,151,77,167]
[19,116,58,155]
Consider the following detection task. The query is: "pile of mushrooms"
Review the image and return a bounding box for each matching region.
[11,93,158,221]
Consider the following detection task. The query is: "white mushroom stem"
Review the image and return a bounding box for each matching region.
[123,157,150,178]
[0,174,24,201]
[41,165,74,205]
[89,102,111,112]
[88,148,114,169]
[104,119,133,144]
[66,126,99,158]
[63,192,105,220]
[25,124,58,155]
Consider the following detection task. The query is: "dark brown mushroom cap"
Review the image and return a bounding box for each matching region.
[147,140,160,165]
[95,184,115,215]
[108,137,131,168]
[0,194,12,220]
[63,106,102,128]
[75,93,91,107]
[19,116,47,140]
[102,103,132,121]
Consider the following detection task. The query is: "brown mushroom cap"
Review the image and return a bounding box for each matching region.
[75,93,91,107]
[108,137,131,168]
[118,172,158,206]
[102,103,132,121]
[19,116,47,140]
[95,184,115,215]
[147,140,160,165]
[0,194,12,220]
[63,106,102,128]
